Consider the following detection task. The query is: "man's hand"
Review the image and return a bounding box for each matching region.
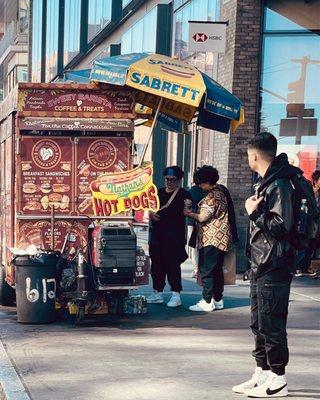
[245,195,263,216]
[149,211,160,222]
[183,209,192,217]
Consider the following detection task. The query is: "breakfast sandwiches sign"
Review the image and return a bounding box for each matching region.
[90,163,159,217]
[19,137,73,214]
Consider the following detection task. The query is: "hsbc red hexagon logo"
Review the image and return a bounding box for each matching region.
[192,33,208,43]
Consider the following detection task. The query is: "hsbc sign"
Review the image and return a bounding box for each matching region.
[188,21,227,53]
[193,33,208,42]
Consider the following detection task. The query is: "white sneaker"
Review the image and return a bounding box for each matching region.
[214,299,224,310]
[189,298,214,312]
[146,291,164,304]
[232,367,270,394]
[167,292,182,307]
[245,371,288,398]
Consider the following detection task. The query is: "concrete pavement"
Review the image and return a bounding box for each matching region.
[0,260,319,400]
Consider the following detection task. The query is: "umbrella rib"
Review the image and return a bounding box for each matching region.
[138,98,164,168]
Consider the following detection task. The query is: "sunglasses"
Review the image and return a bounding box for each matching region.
[165,177,178,182]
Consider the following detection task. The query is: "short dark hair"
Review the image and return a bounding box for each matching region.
[163,165,184,180]
[247,132,277,159]
[193,168,200,185]
[312,170,320,185]
[194,165,219,185]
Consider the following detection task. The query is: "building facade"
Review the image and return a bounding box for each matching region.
[9,0,320,270]
[0,0,29,101]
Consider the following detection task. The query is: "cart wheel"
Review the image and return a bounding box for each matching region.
[75,306,85,325]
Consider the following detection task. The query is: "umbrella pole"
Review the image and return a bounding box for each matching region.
[138,98,164,168]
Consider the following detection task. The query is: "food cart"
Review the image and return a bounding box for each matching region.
[0,82,150,323]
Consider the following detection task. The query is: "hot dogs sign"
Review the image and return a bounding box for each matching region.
[90,163,159,216]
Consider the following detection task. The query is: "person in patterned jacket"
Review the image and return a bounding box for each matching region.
[184,165,232,312]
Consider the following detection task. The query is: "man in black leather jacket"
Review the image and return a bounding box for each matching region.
[232,132,301,398]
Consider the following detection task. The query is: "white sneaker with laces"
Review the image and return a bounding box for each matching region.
[214,299,224,310]
[244,371,288,398]
[167,292,182,307]
[189,298,214,312]
[232,367,270,394]
[146,291,164,304]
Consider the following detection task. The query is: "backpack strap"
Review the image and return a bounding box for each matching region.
[158,188,180,212]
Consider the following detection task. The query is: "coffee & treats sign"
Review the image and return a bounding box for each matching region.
[17,84,135,119]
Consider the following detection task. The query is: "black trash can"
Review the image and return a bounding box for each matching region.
[14,252,60,324]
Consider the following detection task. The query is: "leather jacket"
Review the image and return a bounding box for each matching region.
[248,154,299,277]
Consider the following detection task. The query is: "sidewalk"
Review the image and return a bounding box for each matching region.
[0,259,319,400]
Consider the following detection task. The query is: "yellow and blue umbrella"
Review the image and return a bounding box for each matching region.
[90,53,244,134]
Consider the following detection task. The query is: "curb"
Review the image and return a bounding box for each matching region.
[0,340,30,400]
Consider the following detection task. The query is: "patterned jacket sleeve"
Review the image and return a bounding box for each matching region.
[197,192,217,223]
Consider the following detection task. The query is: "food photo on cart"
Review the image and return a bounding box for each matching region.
[0,52,244,326]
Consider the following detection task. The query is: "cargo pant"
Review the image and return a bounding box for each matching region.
[250,269,293,375]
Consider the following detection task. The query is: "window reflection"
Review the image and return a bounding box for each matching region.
[8,65,28,92]
[88,0,112,42]
[265,0,320,31]
[260,1,320,180]
[31,0,42,82]
[120,7,157,54]
[122,0,132,8]
[46,0,59,81]
[64,0,81,66]
[19,0,29,35]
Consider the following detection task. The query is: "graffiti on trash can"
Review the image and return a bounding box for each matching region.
[25,277,56,303]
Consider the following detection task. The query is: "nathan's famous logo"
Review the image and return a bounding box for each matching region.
[87,139,117,169]
[90,164,159,217]
[32,139,61,169]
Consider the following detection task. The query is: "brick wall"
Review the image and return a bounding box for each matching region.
[218,0,262,271]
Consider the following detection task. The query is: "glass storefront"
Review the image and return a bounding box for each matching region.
[88,0,112,42]
[260,0,320,180]
[64,0,81,66]
[121,7,157,54]
[31,0,42,82]
[45,0,59,82]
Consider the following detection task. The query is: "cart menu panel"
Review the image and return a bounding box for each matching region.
[75,137,131,215]
[19,137,73,215]
[18,136,132,216]
[17,220,89,251]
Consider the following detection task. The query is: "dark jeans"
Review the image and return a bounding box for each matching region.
[199,245,225,303]
[250,269,292,375]
[296,237,318,273]
[149,239,183,293]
